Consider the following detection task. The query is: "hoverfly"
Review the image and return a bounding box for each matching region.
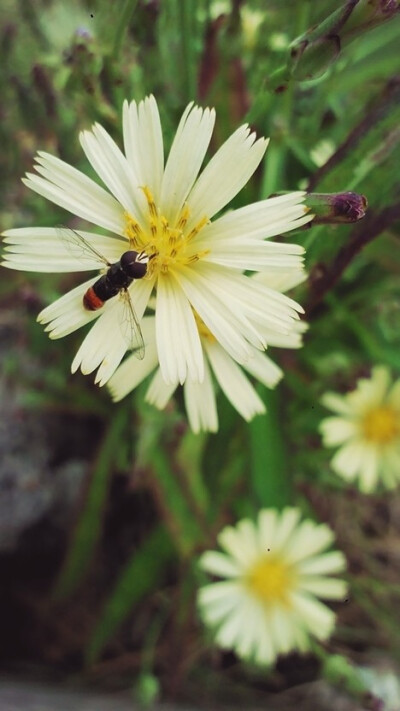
[58,226,149,359]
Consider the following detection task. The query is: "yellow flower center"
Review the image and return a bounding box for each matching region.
[245,554,295,607]
[124,187,209,277]
[362,406,400,445]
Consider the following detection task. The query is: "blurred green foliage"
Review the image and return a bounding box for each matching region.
[1,0,400,702]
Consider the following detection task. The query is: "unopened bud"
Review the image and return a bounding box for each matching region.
[305,192,368,224]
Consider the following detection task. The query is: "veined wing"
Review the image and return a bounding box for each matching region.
[56,226,111,268]
[119,288,145,360]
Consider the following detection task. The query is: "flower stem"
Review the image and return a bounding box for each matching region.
[51,404,129,600]
[111,0,139,61]
[178,0,197,100]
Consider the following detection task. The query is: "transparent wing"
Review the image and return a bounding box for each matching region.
[56,226,110,268]
[119,289,145,360]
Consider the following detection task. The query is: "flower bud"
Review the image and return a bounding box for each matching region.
[305,192,368,224]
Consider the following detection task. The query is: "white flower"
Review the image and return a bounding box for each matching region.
[197,507,347,666]
[108,270,308,431]
[320,366,400,493]
[2,96,311,386]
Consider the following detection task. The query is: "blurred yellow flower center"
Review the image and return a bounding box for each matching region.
[245,555,294,606]
[362,406,399,444]
[124,187,209,276]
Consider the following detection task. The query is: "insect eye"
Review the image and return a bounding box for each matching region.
[120,250,147,279]
[120,250,138,270]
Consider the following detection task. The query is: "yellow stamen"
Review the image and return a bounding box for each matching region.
[176,205,190,230]
[362,406,399,445]
[188,249,210,263]
[245,554,295,607]
[124,212,143,248]
[123,187,209,278]
[142,185,158,218]
[186,215,209,242]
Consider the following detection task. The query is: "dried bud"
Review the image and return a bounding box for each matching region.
[305,192,368,224]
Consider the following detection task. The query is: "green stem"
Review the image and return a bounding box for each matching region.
[149,446,203,555]
[85,524,174,665]
[311,645,369,699]
[111,0,139,61]
[249,387,291,509]
[52,405,128,600]
[178,0,196,100]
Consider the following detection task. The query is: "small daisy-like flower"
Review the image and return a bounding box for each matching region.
[197,507,347,665]
[2,97,311,386]
[108,270,307,431]
[320,366,400,493]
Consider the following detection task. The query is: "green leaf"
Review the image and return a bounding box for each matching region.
[86,524,174,665]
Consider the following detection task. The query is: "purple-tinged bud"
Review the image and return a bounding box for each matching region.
[305,192,368,224]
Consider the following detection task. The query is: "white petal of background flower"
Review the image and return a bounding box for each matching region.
[299,550,347,576]
[331,440,367,480]
[268,607,295,655]
[268,507,302,551]
[257,509,279,549]
[320,417,358,446]
[299,577,347,599]
[198,581,243,622]
[255,615,276,665]
[214,598,248,650]
[388,380,400,408]
[358,446,380,492]
[321,392,353,416]
[237,517,265,555]
[234,597,262,659]
[199,551,241,578]
[217,523,257,568]
[285,521,334,563]
[289,591,335,639]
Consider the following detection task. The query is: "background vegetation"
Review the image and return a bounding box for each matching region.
[1,0,400,708]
